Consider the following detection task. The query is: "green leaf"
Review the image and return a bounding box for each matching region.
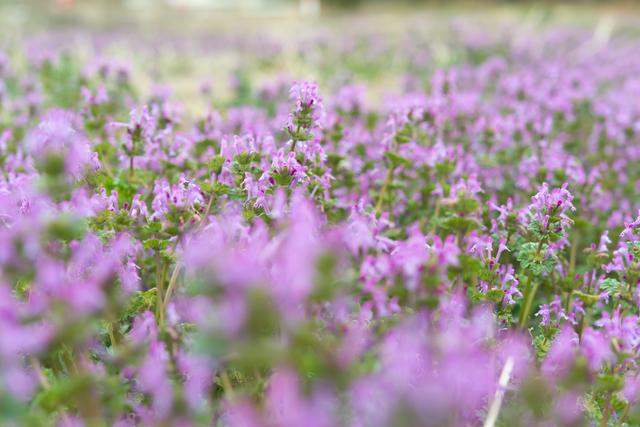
[206,155,227,175]
[383,151,411,168]
[457,254,483,280]
[142,238,165,250]
[517,242,555,276]
[201,181,229,196]
[121,289,157,320]
[533,335,552,360]
[596,373,624,392]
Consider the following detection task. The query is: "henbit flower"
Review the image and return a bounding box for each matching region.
[283,80,325,151]
[499,266,521,308]
[621,210,640,245]
[80,85,109,106]
[150,173,204,221]
[597,230,612,252]
[536,295,567,329]
[262,150,309,189]
[528,182,576,236]
[566,299,586,326]
[580,327,615,371]
[595,305,640,354]
[541,326,579,378]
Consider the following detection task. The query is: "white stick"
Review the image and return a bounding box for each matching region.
[483,356,514,427]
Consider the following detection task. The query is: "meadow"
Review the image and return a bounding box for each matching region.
[1,12,640,426]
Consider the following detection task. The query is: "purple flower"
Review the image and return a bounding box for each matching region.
[536,295,567,329]
[528,183,576,236]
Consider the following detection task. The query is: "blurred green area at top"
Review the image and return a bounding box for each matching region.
[0,0,640,38]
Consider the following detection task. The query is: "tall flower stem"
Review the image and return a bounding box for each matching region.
[289,124,301,154]
[376,164,395,213]
[155,249,163,324]
[569,232,578,275]
[518,239,544,330]
[483,357,514,427]
[518,270,534,330]
[31,357,72,427]
[163,261,183,311]
[599,392,613,427]
[616,401,631,427]
[157,238,180,326]
[220,369,235,399]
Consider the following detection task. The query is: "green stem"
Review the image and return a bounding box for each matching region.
[518,240,545,330]
[163,261,183,311]
[96,146,113,178]
[616,401,631,427]
[220,369,234,399]
[565,291,573,312]
[30,357,72,427]
[587,389,597,409]
[107,324,117,349]
[198,192,216,229]
[569,232,578,275]
[599,392,613,427]
[429,202,440,235]
[156,238,180,326]
[524,282,541,323]
[518,270,534,330]
[289,123,301,154]
[155,250,163,324]
[375,165,395,213]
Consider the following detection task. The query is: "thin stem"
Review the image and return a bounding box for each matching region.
[107,323,117,349]
[220,369,234,399]
[487,314,495,407]
[198,191,216,230]
[518,239,545,331]
[289,123,301,154]
[616,401,631,427]
[579,273,595,340]
[518,270,534,330]
[163,261,183,311]
[155,249,163,324]
[569,232,579,275]
[550,270,558,294]
[430,201,440,235]
[586,389,597,410]
[483,357,514,427]
[30,357,72,427]
[157,238,180,326]
[524,282,541,324]
[96,146,113,178]
[375,165,395,213]
[600,392,613,427]
[565,291,573,312]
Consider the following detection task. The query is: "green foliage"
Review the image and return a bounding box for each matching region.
[200,182,229,196]
[526,219,564,241]
[383,151,411,168]
[518,242,556,275]
[121,289,158,321]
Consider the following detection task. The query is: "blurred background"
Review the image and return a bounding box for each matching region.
[1,0,638,118]
[2,0,640,31]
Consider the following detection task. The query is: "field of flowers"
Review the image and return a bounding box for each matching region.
[2,17,640,427]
